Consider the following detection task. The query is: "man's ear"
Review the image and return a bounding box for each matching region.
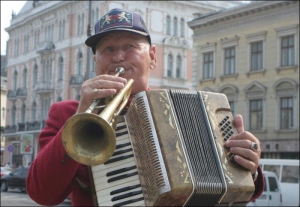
[149,45,157,70]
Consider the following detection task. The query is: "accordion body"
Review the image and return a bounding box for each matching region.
[91,89,255,206]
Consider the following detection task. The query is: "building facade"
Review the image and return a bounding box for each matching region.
[188,1,299,159]
[2,1,242,167]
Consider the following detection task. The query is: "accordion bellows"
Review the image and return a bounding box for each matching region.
[124,89,255,206]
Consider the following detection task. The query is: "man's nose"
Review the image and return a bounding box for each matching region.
[112,49,125,63]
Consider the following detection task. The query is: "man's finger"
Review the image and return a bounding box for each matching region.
[234,114,244,134]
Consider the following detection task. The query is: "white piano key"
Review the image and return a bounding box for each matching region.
[94,169,138,190]
[99,193,144,206]
[96,178,141,198]
[92,159,136,179]
[94,168,138,186]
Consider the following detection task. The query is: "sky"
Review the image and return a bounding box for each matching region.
[1,1,27,55]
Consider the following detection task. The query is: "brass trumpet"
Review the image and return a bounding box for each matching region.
[62,67,134,166]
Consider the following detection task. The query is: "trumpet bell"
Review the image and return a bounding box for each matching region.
[62,113,116,166]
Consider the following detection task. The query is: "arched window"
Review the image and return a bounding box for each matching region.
[31,101,36,122]
[167,54,173,77]
[176,55,182,78]
[76,52,83,75]
[23,68,27,88]
[11,104,16,126]
[21,103,26,123]
[81,14,85,34]
[180,18,185,37]
[13,70,18,90]
[173,17,178,36]
[58,57,63,80]
[166,16,171,35]
[77,15,81,35]
[33,64,38,85]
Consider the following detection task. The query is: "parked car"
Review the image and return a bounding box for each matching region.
[247,171,282,206]
[1,167,29,193]
[1,167,13,178]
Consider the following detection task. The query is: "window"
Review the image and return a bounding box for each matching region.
[229,101,235,116]
[269,177,279,192]
[219,85,238,116]
[24,35,29,53]
[251,41,263,71]
[14,38,19,56]
[275,24,298,69]
[245,81,266,131]
[13,70,18,90]
[22,68,27,88]
[21,103,26,123]
[280,97,293,129]
[176,55,182,78]
[203,52,213,79]
[173,17,178,36]
[250,99,263,130]
[33,64,38,86]
[11,104,16,126]
[224,47,235,75]
[58,57,63,80]
[274,78,297,131]
[34,30,39,48]
[167,54,173,77]
[31,102,36,122]
[166,16,171,35]
[2,107,5,120]
[59,20,65,40]
[281,35,294,67]
[180,18,185,37]
[76,52,83,75]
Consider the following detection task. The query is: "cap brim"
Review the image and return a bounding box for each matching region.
[85,28,149,49]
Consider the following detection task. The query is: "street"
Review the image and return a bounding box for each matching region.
[1,189,71,206]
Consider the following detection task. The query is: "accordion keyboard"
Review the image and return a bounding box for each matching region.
[91,118,145,206]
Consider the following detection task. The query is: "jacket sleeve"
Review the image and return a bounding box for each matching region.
[250,165,264,201]
[26,101,81,205]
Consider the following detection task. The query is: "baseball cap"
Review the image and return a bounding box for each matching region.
[85,8,151,54]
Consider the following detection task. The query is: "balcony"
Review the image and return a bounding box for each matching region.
[3,125,17,134]
[70,74,84,88]
[18,123,26,131]
[36,41,55,54]
[16,87,27,99]
[26,121,42,131]
[34,81,54,94]
[7,89,17,101]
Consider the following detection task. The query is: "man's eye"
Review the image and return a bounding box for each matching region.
[126,45,134,49]
[103,47,114,52]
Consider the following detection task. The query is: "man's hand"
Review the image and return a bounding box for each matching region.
[77,75,127,114]
[224,114,261,175]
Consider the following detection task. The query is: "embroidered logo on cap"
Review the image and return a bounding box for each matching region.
[99,10,133,32]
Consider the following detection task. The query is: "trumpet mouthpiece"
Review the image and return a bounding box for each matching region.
[115,67,125,76]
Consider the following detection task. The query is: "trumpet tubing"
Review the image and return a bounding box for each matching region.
[62,68,134,166]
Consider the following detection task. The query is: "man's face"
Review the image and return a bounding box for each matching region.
[94,31,156,95]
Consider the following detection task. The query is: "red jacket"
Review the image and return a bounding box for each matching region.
[26,100,264,206]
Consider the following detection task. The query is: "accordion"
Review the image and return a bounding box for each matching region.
[90,89,255,206]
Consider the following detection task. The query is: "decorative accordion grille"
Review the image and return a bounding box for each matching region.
[126,96,169,204]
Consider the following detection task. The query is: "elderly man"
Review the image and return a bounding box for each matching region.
[26,8,263,206]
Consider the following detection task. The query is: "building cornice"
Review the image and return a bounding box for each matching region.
[187,1,297,30]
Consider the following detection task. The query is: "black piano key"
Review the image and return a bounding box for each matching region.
[116,124,127,131]
[111,190,143,201]
[104,154,134,165]
[108,171,138,183]
[110,184,141,195]
[115,142,131,150]
[116,131,128,137]
[106,165,137,177]
[113,197,144,207]
[112,148,133,157]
